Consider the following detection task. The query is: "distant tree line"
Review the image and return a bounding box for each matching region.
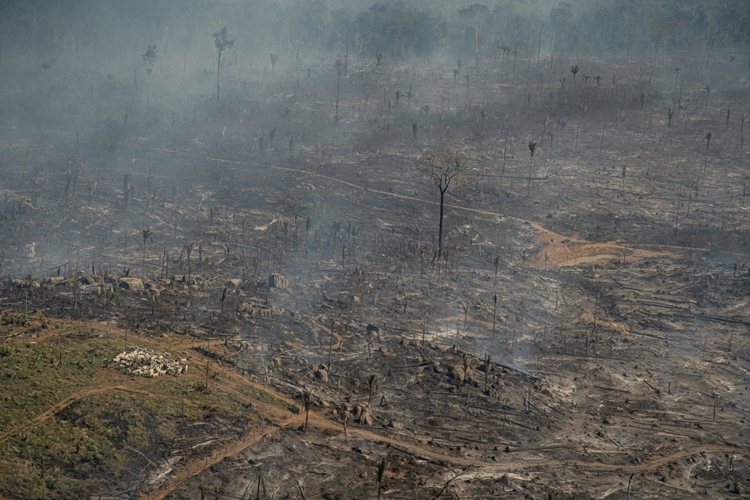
[0,0,747,66]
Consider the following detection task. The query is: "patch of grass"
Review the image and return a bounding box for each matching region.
[149,376,260,424]
[0,327,124,432]
[0,391,170,499]
[194,344,297,411]
[0,323,293,499]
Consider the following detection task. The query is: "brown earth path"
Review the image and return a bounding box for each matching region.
[0,384,122,445]
[3,318,739,499]
[304,413,740,474]
[206,156,690,266]
[0,322,300,500]
[206,155,570,242]
[140,412,305,500]
[136,397,741,500]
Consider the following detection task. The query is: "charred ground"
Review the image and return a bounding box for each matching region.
[0,14,750,499]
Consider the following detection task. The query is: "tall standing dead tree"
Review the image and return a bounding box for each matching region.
[333,58,345,146]
[703,131,712,178]
[458,4,489,72]
[303,390,312,432]
[527,140,537,197]
[142,44,157,108]
[416,150,468,258]
[213,26,234,101]
[142,229,152,269]
[183,34,193,82]
[377,457,389,500]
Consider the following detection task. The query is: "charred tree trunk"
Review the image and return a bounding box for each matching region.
[438,186,447,258]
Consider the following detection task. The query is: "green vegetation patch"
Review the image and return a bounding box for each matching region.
[0,327,124,432]
[0,391,163,499]
[0,326,290,499]
[191,344,297,411]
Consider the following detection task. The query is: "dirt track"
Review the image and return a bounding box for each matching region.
[10,320,740,500]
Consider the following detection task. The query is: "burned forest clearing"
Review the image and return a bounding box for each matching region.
[1,0,750,498]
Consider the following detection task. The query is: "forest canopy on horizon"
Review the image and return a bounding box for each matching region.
[0,0,747,70]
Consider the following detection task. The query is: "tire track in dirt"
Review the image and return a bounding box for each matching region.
[0,384,123,445]
[205,156,697,261]
[2,385,740,500]
[206,156,565,240]
[141,412,305,500]
[17,322,735,497]
[304,413,740,475]
[133,341,306,499]
[485,443,742,474]
[0,379,194,448]
[0,324,289,449]
[0,322,238,447]
[6,254,735,496]
[0,324,301,500]
[148,151,735,261]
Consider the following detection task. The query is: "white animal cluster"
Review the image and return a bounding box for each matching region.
[113,347,188,377]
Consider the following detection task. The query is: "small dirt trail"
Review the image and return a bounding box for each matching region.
[206,156,563,239]
[311,314,352,349]
[304,413,740,474]
[0,323,236,445]
[134,341,306,499]
[476,442,742,475]
[141,412,305,500]
[0,383,122,445]
[6,292,737,497]
[0,323,288,447]
[305,413,481,467]
[0,322,303,500]
[0,376,193,447]
[141,404,473,500]
[205,156,699,260]
[11,322,734,497]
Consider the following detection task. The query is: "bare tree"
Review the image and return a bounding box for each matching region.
[303,390,312,432]
[740,114,746,169]
[142,229,152,268]
[492,294,497,339]
[416,150,468,257]
[368,374,377,405]
[527,140,537,197]
[377,457,389,500]
[454,58,462,90]
[183,33,193,82]
[343,20,350,77]
[142,44,157,108]
[703,131,712,177]
[213,26,234,101]
[333,58,345,146]
[667,106,675,137]
[458,4,489,72]
[704,85,711,114]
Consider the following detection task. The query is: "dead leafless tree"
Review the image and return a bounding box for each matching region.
[213,26,234,101]
[527,140,537,197]
[416,150,468,258]
[303,390,312,432]
[377,457,389,500]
